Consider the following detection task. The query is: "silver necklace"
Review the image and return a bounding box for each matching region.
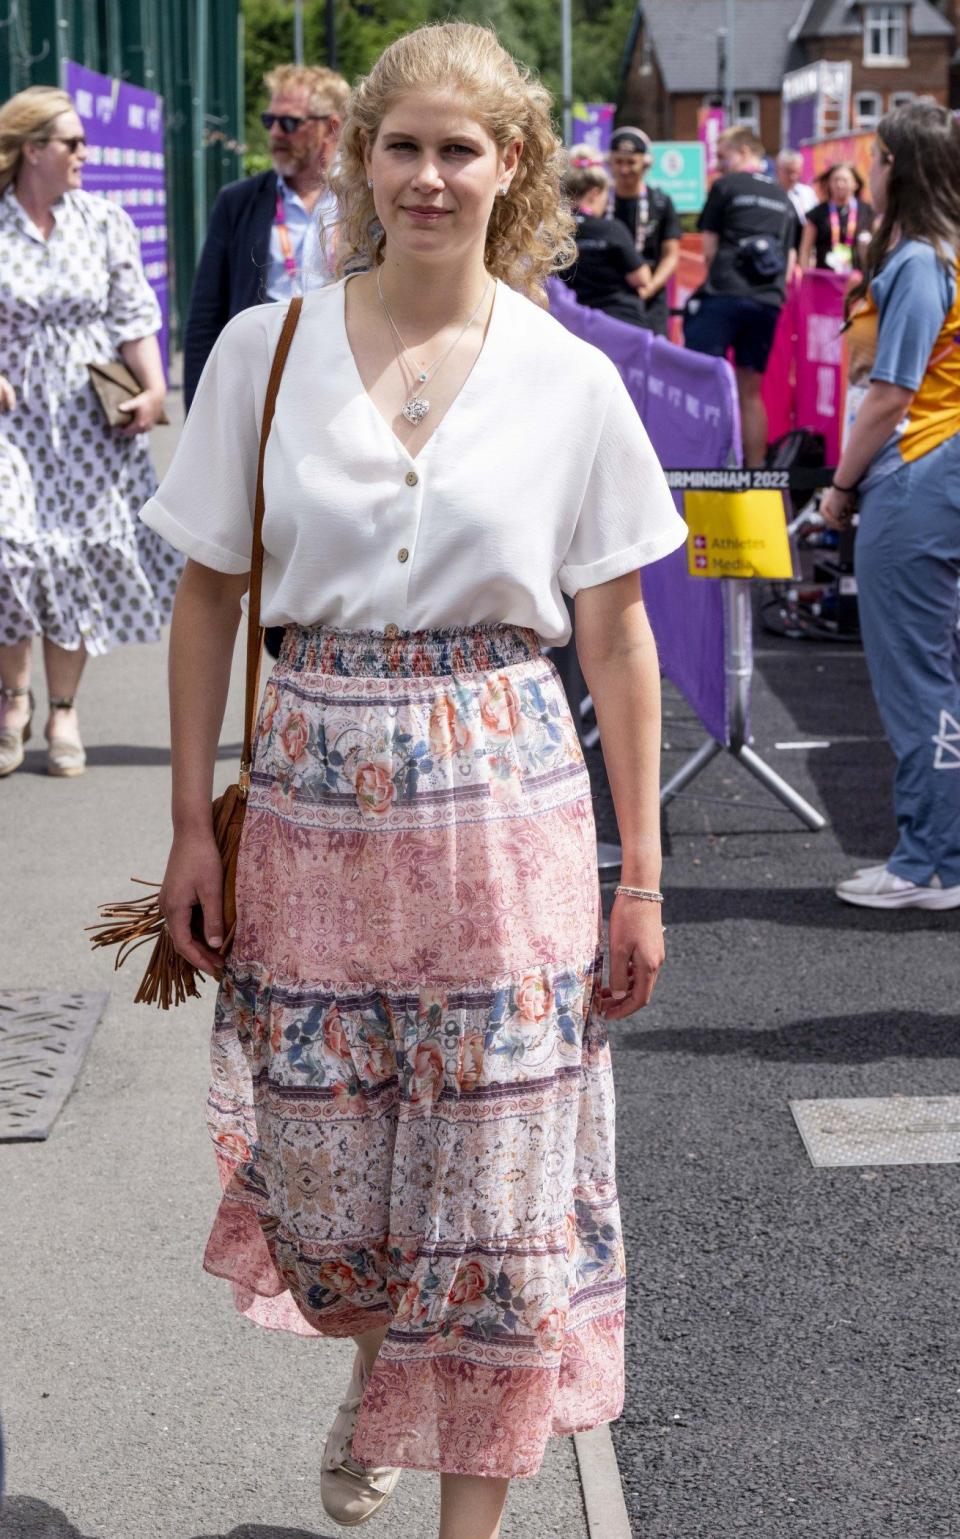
[376,266,492,426]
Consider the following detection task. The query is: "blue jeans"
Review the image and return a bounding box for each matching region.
[855,433,960,885]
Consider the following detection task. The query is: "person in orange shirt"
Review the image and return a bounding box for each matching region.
[822,100,960,909]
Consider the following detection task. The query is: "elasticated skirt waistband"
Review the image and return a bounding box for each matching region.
[276,623,544,679]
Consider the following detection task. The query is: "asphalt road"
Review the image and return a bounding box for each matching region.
[593,634,960,1538]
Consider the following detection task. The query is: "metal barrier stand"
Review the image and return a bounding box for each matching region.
[659,578,827,831]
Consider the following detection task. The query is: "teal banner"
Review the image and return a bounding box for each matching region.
[649,142,706,214]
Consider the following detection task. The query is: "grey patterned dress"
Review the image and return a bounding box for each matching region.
[0,184,182,653]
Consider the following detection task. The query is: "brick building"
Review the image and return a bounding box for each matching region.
[620,0,955,152]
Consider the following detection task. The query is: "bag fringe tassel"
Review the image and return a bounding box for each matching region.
[87,879,203,1010]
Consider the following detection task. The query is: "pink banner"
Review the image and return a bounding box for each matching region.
[697,108,726,186]
[762,281,799,443]
[793,270,848,465]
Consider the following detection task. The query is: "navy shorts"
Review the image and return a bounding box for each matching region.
[683,292,781,374]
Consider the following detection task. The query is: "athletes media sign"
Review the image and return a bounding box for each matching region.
[65,61,170,369]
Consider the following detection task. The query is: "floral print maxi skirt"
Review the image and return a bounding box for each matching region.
[203,623,626,1478]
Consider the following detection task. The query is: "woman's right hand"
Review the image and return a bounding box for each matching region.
[159,832,227,978]
[0,375,17,413]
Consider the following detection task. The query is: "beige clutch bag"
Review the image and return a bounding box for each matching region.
[86,359,169,429]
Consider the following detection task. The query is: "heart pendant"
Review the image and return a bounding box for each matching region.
[401,396,430,425]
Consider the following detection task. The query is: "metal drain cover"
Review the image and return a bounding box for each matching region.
[0,991,107,1141]
[790,1095,960,1168]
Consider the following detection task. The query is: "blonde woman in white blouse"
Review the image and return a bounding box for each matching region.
[143,22,685,1539]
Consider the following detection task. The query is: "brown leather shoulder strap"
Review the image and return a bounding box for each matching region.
[240,295,303,793]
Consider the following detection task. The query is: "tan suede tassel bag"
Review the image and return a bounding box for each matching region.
[88,297,303,1008]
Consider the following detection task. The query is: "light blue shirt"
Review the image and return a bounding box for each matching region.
[860,239,956,489]
[266,177,338,300]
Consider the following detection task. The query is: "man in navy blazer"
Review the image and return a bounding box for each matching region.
[183,63,348,411]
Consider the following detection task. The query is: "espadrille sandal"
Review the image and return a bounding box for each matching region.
[46,696,86,777]
[320,1351,401,1527]
[0,685,33,778]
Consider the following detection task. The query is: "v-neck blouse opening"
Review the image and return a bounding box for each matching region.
[139,277,689,648]
[338,271,502,466]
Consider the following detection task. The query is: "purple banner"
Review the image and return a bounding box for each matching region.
[65,61,169,370]
[785,96,817,150]
[572,103,616,155]
[549,280,741,745]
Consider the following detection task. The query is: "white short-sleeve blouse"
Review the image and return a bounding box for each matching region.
[140,277,686,646]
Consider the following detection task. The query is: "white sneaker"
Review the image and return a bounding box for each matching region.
[836,866,960,910]
[320,1351,401,1527]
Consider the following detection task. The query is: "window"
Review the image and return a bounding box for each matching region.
[888,90,915,109]
[699,92,759,130]
[733,93,760,132]
[854,91,883,128]
[863,4,908,65]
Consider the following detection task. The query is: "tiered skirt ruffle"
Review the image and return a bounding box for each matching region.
[204,623,626,1478]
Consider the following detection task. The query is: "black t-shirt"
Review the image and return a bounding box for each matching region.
[807,198,875,271]
[614,186,681,326]
[698,170,802,308]
[614,186,682,269]
[562,213,648,327]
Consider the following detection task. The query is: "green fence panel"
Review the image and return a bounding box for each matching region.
[0,0,243,350]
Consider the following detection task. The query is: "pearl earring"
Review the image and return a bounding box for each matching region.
[367,179,373,189]
[498,183,508,196]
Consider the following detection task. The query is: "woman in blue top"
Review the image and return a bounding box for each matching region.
[822,100,960,909]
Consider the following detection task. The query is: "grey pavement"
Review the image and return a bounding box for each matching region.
[0,384,589,1538]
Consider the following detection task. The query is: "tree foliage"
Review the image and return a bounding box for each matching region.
[241,0,634,168]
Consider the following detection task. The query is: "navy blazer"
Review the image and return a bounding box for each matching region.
[183,169,278,410]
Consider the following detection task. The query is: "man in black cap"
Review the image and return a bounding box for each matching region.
[608,126,681,337]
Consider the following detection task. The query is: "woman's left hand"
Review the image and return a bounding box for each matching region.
[598,894,665,1020]
[115,388,166,437]
[820,484,857,529]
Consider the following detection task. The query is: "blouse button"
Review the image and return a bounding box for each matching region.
[405,470,419,487]
[397,547,410,563]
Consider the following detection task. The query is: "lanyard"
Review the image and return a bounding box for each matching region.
[633,187,649,245]
[275,191,298,281]
[828,199,856,248]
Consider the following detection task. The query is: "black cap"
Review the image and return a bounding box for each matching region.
[610,127,651,154]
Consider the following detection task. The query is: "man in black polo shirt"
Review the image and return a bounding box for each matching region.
[684,125,801,465]
[609,126,681,336]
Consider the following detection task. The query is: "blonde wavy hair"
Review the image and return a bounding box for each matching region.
[0,86,75,194]
[330,22,576,303]
[263,64,350,119]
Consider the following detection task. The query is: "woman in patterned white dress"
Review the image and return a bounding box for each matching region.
[0,86,180,778]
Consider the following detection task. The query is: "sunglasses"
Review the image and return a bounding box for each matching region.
[45,135,87,153]
[261,112,330,134]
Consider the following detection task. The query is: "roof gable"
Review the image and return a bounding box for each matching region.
[638,0,804,93]
[795,0,954,38]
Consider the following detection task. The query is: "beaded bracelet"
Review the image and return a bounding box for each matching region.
[615,884,663,903]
